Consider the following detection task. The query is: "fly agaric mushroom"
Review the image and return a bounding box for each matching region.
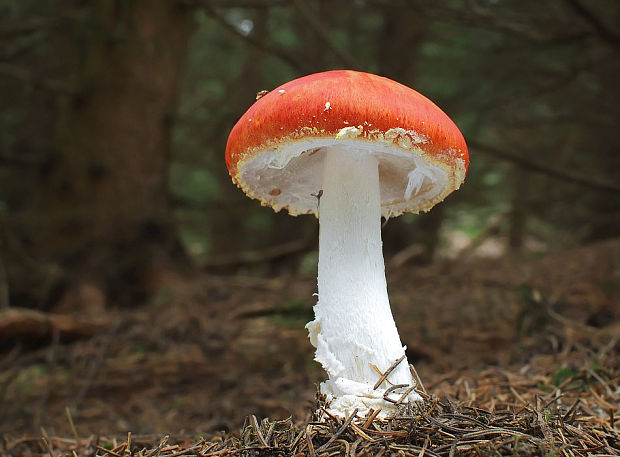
[226,70,468,418]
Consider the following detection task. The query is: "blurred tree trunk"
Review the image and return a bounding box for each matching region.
[33,0,193,307]
[208,8,269,258]
[508,166,527,251]
[208,7,315,267]
[377,6,425,87]
[377,6,440,263]
[298,1,326,69]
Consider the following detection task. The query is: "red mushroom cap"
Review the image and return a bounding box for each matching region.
[226,70,468,216]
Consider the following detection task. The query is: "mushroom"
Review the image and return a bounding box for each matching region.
[225,70,468,418]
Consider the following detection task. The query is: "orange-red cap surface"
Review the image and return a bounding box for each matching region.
[226,70,468,216]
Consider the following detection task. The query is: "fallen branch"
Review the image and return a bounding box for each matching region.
[0,308,110,341]
[203,238,315,268]
[181,0,290,8]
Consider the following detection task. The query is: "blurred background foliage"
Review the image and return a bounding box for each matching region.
[0,0,618,310]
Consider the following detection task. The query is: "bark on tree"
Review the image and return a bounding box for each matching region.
[376,6,442,262]
[33,0,194,307]
[509,166,527,251]
[207,8,269,258]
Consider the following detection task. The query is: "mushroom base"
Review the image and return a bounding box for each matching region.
[318,378,420,419]
[307,146,422,418]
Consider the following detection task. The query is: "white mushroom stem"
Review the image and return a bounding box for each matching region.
[306,145,421,418]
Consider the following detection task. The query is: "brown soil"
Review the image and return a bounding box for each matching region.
[0,239,618,455]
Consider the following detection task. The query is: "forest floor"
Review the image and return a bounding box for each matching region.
[0,238,618,455]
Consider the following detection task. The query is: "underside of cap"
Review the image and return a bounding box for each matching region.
[235,135,466,217]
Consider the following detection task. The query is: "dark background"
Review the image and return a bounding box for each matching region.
[0,0,618,437]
